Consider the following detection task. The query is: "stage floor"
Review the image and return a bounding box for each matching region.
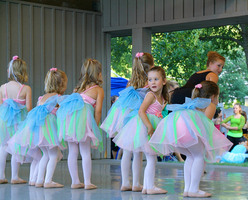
[1,159,248,200]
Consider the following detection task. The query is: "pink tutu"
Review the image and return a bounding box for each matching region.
[149,109,233,162]
[113,114,162,155]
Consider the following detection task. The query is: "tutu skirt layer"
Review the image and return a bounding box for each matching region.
[149,109,233,162]
[0,100,27,146]
[100,86,147,138]
[7,113,65,163]
[57,94,102,150]
[113,114,162,155]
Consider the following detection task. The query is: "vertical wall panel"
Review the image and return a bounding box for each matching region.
[164,0,173,20]
[237,0,248,12]
[10,3,19,56]
[55,9,63,69]
[95,15,102,62]
[110,0,118,27]
[137,0,145,24]
[22,5,31,83]
[33,6,42,100]
[0,1,7,82]
[215,0,226,14]
[184,0,193,18]
[103,0,111,27]
[174,0,183,19]
[44,8,53,72]
[205,0,215,16]
[226,0,236,13]
[29,5,34,101]
[127,0,136,25]
[75,12,83,84]
[155,0,163,22]
[194,0,204,17]
[119,0,128,26]
[65,11,73,90]
[86,14,93,58]
[146,0,155,23]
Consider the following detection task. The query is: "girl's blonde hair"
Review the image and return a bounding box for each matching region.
[8,56,28,84]
[44,68,67,95]
[148,66,169,103]
[206,51,225,67]
[129,52,154,89]
[75,58,102,93]
[192,80,219,99]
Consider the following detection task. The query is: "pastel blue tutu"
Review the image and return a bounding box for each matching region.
[57,93,103,151]
[100,86,148,138]
[0,99,27,146]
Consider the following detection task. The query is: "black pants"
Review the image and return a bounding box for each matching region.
[227,135,243,152]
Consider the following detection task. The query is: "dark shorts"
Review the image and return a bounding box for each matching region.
[227,135,243,152]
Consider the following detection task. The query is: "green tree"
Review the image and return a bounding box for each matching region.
[152,30,212,85]
[200,24,248,71]
[111,36,132,78]
[218,53,248,106]
[111,26,248,105]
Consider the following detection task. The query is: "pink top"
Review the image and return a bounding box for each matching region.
[145,92,165,116]
[214,124,221,131]
[80,85,98,107]
[2,84,26,105]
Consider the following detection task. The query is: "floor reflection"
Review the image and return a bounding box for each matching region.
[0,160,247,200]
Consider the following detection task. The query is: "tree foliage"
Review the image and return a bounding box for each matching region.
[111,36,132,78]
[111,26,248,106]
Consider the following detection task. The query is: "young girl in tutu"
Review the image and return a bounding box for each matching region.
[102,52,154,192]
[57,59,104,189]
[149,81,232,198]
[114,66,168,194]
[7,68,67,188]
[0,55,32,184]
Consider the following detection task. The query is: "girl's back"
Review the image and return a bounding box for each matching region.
[0,81,30,101]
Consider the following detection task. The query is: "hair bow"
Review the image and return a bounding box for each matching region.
[12,55,18,60]
[50,68,57,71]
[135,52,144,58]
[195,84,202,89]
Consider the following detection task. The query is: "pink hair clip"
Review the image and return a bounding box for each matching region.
[50,68,57,71]
[12,55,19,60]
[195,84,202,89]
[135,52,144,58]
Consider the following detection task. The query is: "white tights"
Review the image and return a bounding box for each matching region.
[29,159,40,183]
[36,147,59,184]
[177,140,205,193]
[67,138,92,185]
[0,146,22,181]
[121,150,142,187]
[143,153,156,189]
[0,147,8,180]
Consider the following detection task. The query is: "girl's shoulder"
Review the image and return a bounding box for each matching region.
[144,91,156,102]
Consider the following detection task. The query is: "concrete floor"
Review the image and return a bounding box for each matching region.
[1,159,248,200]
